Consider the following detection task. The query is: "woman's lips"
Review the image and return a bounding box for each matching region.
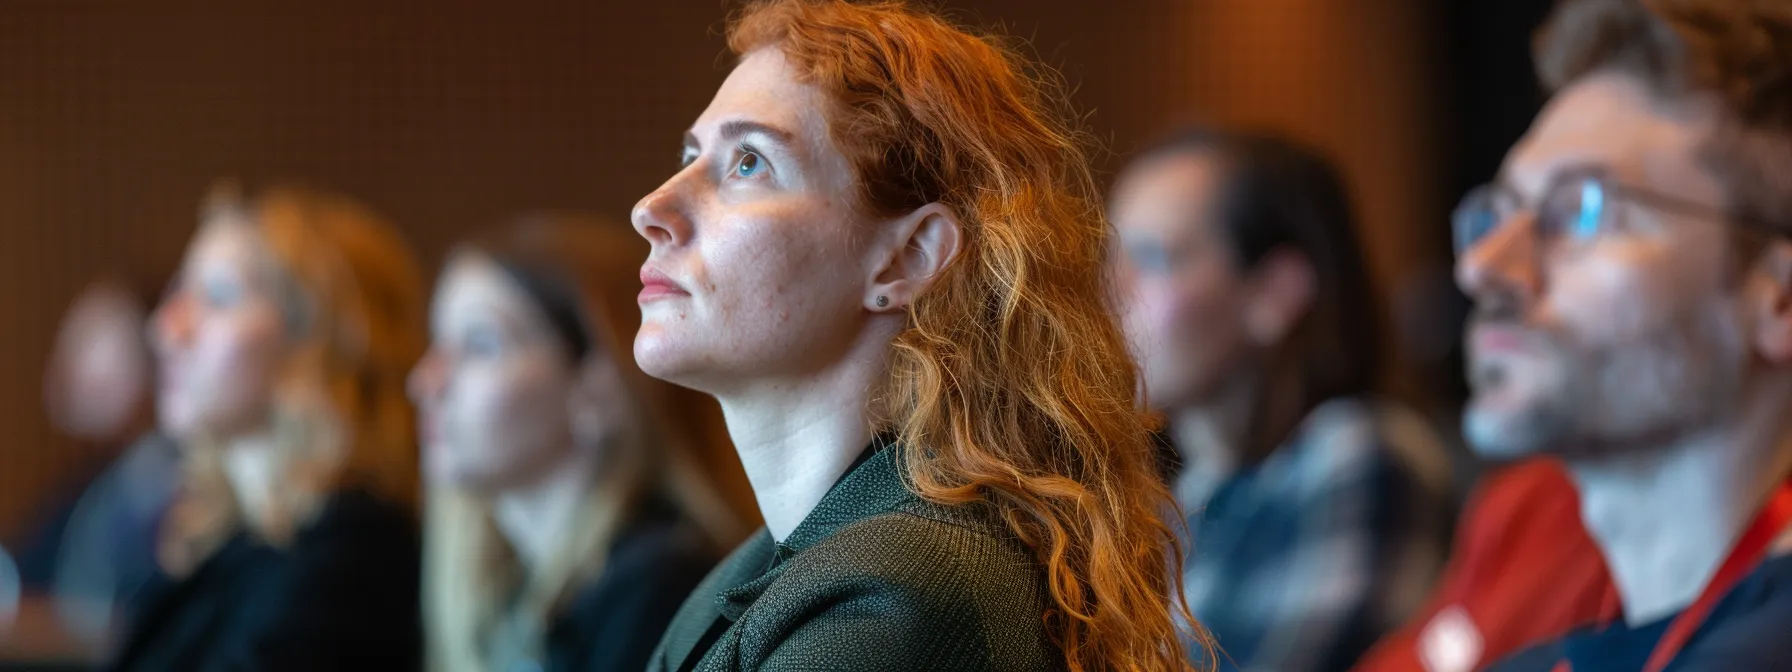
[638,266,690,303]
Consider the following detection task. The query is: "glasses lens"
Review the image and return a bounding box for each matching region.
[1453,186,1501,254]
[1537,176,1606,246]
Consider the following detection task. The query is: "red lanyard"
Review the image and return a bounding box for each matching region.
[1634,475,1792,672]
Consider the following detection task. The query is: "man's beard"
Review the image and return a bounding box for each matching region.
[1463,302,1744,461]
[1462,330,1580,460]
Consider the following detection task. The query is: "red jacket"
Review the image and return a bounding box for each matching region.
[1354,459,1620,672]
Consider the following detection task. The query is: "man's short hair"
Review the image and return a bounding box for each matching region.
[1534,0,1792,230]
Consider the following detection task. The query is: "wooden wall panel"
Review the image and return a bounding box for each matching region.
[1179,0,1448,401]
[0,0,743,537]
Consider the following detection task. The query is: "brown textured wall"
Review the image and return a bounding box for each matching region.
[1183,0,1449,401]
[0,0,747,535]
[0,0,1442,538]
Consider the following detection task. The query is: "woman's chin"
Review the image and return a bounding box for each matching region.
[156,406,199,442]
[633,334,702,386]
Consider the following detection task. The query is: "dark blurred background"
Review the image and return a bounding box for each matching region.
[0,0,1556,541]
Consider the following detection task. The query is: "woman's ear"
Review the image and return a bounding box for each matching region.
[1242,248,1316,347]
[866,203,963,311]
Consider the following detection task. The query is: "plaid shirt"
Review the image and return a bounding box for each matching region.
[1180,398,1453,672]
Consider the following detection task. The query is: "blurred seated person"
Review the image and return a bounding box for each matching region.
[1452,0,1792,670]
[411,217,738,672]
[11,279,181,647]
[1109,129,1454,672]
[109,183,427,672]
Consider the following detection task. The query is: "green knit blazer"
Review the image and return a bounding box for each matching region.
[647,446,1067,671]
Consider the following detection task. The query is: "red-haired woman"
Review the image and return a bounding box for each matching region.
[111,184,425,671]
[634,1,1199,670]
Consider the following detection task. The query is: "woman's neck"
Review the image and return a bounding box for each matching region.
[1168,371,1258,504]
[1570,388,1792,625]
[493,449,599,573]
[220,431,282,527]
[715,335,888,542]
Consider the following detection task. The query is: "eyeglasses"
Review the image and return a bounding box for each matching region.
[1452,169,1767,256]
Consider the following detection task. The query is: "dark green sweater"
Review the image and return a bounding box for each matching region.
[647,446,1067,671]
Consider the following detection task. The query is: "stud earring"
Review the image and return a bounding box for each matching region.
[876,295,889,308]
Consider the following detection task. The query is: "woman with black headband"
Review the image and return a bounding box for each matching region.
[409,217,740,672]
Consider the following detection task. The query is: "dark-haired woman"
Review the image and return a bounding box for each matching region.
[1110,130,1453,672]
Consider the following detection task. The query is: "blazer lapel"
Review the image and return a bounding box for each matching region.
[663,531,776,671]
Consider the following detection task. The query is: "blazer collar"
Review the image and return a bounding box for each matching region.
[718,435,910,619]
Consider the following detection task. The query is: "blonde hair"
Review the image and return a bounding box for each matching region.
[730,2,1203,669]
[424,217,739,672]
[158,182,425,575]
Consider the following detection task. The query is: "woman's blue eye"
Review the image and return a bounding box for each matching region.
[462,329,503,357]
[735,150,763,177]
[1125,243,1173,274]
[201,279,242,308]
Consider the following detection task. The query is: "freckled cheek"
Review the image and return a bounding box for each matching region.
[700,217,826,336]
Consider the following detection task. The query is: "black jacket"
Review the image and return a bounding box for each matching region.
[108,489,422,672]
[539,501,719,672]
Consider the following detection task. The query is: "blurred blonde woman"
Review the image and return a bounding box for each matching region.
[110,184,426,672]
[411,217,738,672]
